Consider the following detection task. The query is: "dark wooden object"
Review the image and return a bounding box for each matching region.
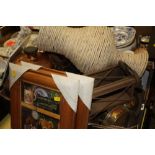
[88,62,140,129]
[10,70,76,129]
[148,27,155,60]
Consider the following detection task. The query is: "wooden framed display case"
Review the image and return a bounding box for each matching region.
[9,60,94,129]
[10,69,78,129]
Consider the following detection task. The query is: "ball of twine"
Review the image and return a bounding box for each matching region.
[37,26,148,77]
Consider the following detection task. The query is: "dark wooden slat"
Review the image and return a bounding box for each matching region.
[93,77,136,98]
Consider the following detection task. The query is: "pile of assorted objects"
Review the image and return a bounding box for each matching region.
[0,26,152,128]
[49,54,146,128]
[0,26,32,120]
[39,26,148,129]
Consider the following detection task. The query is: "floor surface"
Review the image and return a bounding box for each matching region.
[0,114,11,129]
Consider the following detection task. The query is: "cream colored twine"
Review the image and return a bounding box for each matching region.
[37,26,148,77]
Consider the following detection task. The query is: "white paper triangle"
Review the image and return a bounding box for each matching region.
[66,72,94,110]
[9,63,30,89]
[51,74,79,112]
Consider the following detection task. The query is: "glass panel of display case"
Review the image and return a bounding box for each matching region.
[22,82,61,115]
[22,107,59,129]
